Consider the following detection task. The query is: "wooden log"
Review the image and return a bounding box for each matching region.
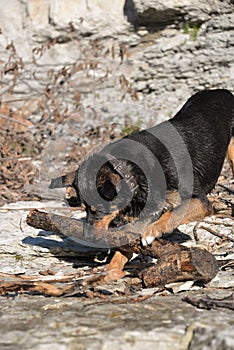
[26,209,183,256]
[142,247,219,288]
[26,209,219,286]
[26,209,140,249]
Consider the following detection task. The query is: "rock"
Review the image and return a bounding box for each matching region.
[124,0,232,29]
[207,271,234,289]
[0,0,32,58]
[49,0,126,35]
[188,323,234,350]
[0,0,233,116]
[27,0,50,29]
[0,0,128,60]
[165,280,197,293]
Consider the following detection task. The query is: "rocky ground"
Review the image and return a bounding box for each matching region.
[0,160,233,349]
[0,191,233,349]
[0,1,234,349]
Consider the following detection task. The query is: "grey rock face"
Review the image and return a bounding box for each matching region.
[124,0,221,29]
[0,0,233,126]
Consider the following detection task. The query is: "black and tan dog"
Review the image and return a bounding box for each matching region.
[50,89,234,274]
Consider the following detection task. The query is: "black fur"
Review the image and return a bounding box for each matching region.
[51,89,234,227]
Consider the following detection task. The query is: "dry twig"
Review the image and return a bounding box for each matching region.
[199,225,234,243]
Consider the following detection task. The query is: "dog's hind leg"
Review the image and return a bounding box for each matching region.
[226,136,234,177]
[142,197,213,246]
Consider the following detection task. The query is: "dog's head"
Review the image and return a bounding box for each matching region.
[50,138,166,229]
[77,153,148,229]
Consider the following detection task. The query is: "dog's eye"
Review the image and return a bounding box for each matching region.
[98,181,117,201]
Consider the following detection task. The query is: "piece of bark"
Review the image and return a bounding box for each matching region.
[142,247,219,288]
[26,209,219,287]
[0,281,74,297]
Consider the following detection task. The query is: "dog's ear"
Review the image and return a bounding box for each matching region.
[49,170,84,207]
[98,180,118,201]
[49,171,77,189]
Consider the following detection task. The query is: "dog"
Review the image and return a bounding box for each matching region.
[50,89,234,275]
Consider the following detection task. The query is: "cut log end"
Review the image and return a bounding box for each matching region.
[142,247,219,288]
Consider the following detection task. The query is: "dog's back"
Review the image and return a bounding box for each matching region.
[127,89,234,197]
[171,89,233,193]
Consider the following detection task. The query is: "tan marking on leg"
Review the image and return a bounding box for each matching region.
[83,250,131,286]
[94,210,119,229]
[142,198,212,246]
[165,190,181,210]
[102,250,133,282]
[226,136,234,177]
[107,251,129,271]
[65,186,77,200]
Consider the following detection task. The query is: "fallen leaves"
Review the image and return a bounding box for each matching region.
[0,281,73,297]
[0,270,140,299]
[0,271,84,297]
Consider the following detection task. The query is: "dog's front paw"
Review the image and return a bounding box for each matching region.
[141,222,163,247]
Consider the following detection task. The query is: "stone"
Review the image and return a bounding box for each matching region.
[27,0,50,28]
[207,271,234,289]
[49,0,88,27]
[49,0,126,34]
[0,0,24,39]
[165,280,196,293]
[123,0,228,29]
